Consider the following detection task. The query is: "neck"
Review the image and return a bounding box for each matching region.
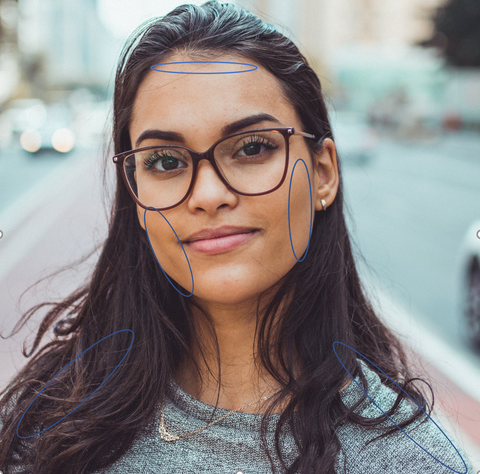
[173,289,297,413]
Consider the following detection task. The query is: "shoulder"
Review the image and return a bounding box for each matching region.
[343,411,476,473]
[336,361,476,474]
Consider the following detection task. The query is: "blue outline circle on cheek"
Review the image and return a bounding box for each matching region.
[144,206,194,297]
[16,329,135,439]
[333,341,468,473]
[288,159,313,262]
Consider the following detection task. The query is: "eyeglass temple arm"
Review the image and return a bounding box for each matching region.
[294,130,332,147]
[294,130,316,140]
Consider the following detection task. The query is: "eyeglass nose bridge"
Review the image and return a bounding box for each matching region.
[186,143,238,195]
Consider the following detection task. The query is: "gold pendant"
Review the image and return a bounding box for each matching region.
[159,417,180,442]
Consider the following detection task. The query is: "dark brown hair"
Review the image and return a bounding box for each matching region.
[0,2,433,473]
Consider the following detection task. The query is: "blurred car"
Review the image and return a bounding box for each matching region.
[330,111,379,165]
[3,99,76,154]
[1,98,46,147]
[457,220,480,349]
[20,103,76,154]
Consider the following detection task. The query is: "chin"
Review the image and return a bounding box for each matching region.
[191,281,267,305]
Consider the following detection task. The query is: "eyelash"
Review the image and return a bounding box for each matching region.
[142,149,186,172]
[240,135,278,155]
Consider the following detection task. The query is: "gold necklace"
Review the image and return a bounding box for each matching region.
[159,389,277,442]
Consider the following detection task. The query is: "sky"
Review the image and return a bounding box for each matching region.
[97,0,236,40]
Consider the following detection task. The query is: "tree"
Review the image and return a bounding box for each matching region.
[417,0,480,67]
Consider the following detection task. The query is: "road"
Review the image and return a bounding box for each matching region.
[0,144,80,209]
[0,142,111,386]
[0,131,480,470]
[341,130,480,361]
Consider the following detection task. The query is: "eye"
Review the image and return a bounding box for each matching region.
[234,135,279,159]
[143,149,189,173]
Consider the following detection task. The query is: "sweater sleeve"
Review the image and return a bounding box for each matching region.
[335,364,477,474]
[344,412,476,474]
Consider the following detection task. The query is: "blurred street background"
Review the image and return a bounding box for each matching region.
[1,0,480,469]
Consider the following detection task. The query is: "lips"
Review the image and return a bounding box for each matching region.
[184,226,257,243]
[185,230,258,254]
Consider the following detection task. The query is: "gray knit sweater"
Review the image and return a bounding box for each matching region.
[90,359,475,473]
[1,360,475,473]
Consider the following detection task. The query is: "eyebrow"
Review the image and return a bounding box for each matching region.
[134,113,282,148]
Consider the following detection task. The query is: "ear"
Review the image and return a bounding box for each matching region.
[311,138,339,212]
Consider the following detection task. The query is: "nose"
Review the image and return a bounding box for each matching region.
[192,157,227,192]
[186,157,236,210]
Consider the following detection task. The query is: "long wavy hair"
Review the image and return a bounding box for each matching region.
[0,2,434,473]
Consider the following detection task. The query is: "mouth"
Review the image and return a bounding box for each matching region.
[184,230,259,254]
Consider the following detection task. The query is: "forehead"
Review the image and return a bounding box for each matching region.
[129,54,299,146]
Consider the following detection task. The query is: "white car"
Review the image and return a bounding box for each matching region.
[1,98,46,147]
[3,99,76,154]
[457,220,480,349]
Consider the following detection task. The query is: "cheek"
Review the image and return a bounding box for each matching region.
[138,206,188,272]
[284,160,314,260]
[257,178,311,272]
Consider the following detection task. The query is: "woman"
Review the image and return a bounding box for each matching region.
[0,1,475,473]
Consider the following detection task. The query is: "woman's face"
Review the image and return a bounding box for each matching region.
[128,53,338,307]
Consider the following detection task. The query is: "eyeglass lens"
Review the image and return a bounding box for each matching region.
[124,130,287,209]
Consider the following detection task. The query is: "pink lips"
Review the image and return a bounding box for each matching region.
[186,230,258,254]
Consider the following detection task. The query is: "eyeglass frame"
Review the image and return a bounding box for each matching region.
[112,127,320,211]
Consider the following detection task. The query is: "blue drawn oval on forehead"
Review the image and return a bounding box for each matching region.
[151,60,258,74]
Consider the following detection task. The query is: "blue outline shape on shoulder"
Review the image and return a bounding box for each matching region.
[16,329,135,439]
[150,60,258,75]
[144,206,194,297]
[288,159,313,262]
[332,341,468,474]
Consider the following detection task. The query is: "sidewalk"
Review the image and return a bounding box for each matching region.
[363,275,480,472]
[415,353,480,472]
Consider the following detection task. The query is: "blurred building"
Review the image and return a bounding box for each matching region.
[237,0,446,81]
[0,0,21,105]
[279,0,438,55]
[19,0,118,98]
[1,0,119,105]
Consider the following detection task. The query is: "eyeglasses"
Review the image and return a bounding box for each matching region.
[112,127,318,211]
